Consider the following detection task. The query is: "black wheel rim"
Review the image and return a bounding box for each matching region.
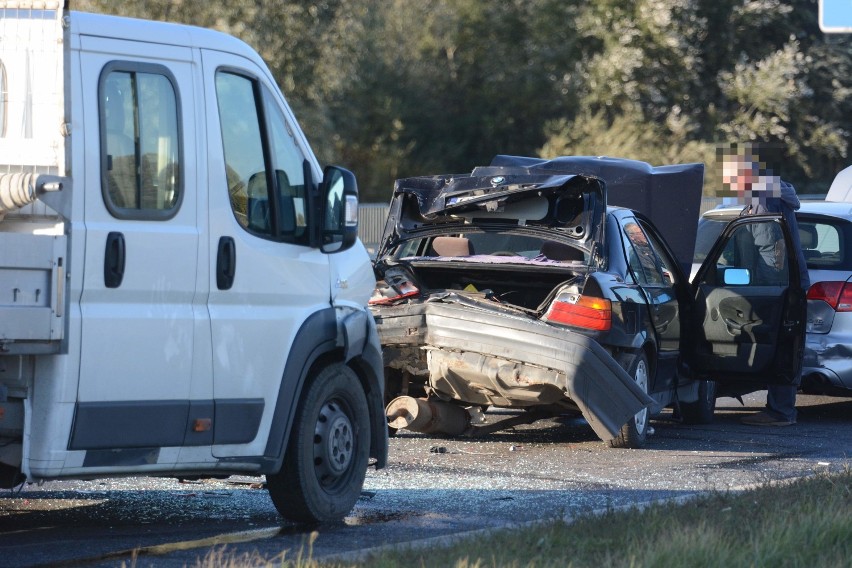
[313,397,355,489]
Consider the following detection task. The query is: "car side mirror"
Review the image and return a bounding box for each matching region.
[722,267,751,286]
[320,165,359,254]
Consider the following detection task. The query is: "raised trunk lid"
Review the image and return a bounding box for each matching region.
[377,155,704,275]
[377,168,605,261]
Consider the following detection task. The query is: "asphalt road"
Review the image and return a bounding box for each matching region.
[1,392,850,567]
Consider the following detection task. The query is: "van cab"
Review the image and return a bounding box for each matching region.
[0,4,386,523]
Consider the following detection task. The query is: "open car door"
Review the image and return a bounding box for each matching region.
[688,214,806,385]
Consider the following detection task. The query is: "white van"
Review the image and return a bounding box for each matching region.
[0,3,387,523]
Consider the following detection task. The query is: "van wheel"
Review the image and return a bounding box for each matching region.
[609,352,650,449]
[680,379,717,424]
[267,364,370,523]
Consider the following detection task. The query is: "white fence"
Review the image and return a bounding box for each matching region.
[358,203,389,256]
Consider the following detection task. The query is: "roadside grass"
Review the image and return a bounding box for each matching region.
[197,469,852,568]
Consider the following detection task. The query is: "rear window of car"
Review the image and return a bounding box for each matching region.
[797,217,852,271]
[393,232,585,262]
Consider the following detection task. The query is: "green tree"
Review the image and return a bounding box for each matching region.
[541,0,852,195]
[73,1,852,199]
[312,0,585,199]
[74,0,340,160]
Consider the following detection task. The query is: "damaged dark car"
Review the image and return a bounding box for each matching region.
[370,156,807,448]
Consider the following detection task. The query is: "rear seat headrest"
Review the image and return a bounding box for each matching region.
[431,236,472,257]
[539,240,583,261]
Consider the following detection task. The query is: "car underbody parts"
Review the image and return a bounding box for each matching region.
[385,395,550,437]
[386,396,470,435]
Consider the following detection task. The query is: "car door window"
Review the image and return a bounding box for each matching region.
[641,222,678,285]
[712,223,788,286]
[799,220,848,269]
[623,220,665,284]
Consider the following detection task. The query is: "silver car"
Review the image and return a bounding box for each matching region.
[696,201,852,395]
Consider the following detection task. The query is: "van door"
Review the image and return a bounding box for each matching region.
[689,215,806,385]
[200,49,331,458]
[72,39,209,455]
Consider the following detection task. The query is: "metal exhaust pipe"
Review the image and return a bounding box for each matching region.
[386,396,470,435]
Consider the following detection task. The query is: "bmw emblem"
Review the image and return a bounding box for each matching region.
[490,176,505,187]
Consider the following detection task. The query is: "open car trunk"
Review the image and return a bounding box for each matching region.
[401,260,583,311]
[372,259,653,441]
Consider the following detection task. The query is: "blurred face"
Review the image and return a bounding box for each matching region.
[721,156,755,193]
[625,223,648,246]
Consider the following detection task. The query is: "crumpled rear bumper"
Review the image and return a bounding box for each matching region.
[802,304,852,393]
[405,296,654,441]
[803,341,852,393]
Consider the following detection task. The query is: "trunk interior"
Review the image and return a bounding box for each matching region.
[407,261,583,311]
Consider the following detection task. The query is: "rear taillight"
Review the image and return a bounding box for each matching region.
[544,294,612,331]
[806,281,852,312]
[369,278,420,305]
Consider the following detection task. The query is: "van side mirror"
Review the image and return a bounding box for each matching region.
[320,165,359,254]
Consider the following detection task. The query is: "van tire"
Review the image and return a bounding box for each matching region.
[609,352,650,449]
[267,364,370,523]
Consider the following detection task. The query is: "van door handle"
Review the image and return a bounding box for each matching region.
[104,231,126,288]
[216,236,236,290]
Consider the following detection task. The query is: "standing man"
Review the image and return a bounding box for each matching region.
[719,145,810,426]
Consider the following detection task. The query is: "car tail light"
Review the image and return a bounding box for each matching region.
[544,294,612,331]
[369,278,420,305]
[806,281,852,312]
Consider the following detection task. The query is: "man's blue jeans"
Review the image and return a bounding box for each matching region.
[767,384,797,422]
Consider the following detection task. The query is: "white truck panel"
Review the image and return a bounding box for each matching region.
[0,232,65,346]
[0,4,65,170]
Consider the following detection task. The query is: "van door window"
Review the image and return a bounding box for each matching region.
[215,72,271,235]
[262,85,309,244]
[99,65,181,218]
[215,72,310,244]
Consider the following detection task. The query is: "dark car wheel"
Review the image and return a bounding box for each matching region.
[609,352,650,449]
[267,364,370,523]
[679,379,716,424]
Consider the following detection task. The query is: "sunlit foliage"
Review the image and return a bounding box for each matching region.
[75,0,852,199]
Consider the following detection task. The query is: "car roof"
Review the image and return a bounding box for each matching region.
[702,200,852,221]
[825,164,852,202]
[799,200,852,218]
